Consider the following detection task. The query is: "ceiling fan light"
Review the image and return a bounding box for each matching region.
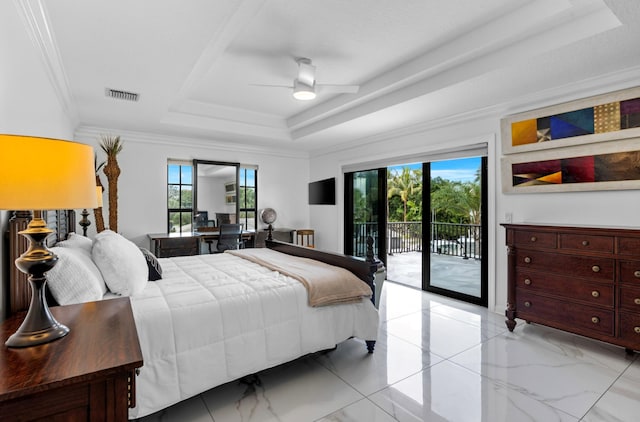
[293,80,316,100]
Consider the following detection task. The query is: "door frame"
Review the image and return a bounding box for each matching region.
[423,156,488,306]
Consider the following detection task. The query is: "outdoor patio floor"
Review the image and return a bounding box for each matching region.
[386,251,481,297]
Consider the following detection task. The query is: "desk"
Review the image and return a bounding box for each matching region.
[147,232,200,258]
[0,298,143,421]
[148,231,255,257]
[196,229,255,252]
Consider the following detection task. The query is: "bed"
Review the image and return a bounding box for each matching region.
[6,210,380,419]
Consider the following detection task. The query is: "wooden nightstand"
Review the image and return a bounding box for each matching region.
[0,297,143,421]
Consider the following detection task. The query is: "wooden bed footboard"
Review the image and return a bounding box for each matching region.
[265,238,379,304]
[266,236,380,354]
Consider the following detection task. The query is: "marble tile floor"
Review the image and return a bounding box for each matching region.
[136,281,640,422]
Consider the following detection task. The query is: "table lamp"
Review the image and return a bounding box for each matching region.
[0,134,98,348]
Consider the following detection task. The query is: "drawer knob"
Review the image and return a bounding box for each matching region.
[635,327,640,334]
[592,265,600,273]
[591,316,600,324]
[635,298,640,305]
[591,291,600,298]
[524,278,532,285]
[634,270,640,278]
[582,240,589,246]
[524,301,531,307]
[524,257,531,264]
[530,236,537,242]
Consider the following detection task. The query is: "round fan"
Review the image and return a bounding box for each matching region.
[251,58,359,100]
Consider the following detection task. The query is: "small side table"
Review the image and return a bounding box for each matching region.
[0,297,143,421]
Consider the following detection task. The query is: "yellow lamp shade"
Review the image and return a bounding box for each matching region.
[0,135,98,210]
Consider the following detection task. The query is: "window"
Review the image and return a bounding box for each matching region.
[167,161,193,233]
[238,167,257,230]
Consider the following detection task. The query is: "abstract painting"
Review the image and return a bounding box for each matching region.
[501,137,640,193]
[502,86,640,154]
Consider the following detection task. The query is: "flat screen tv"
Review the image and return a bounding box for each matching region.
[308,177,335,205]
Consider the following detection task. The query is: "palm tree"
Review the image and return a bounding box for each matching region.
[387,167,420,222]
[100,135,123,232]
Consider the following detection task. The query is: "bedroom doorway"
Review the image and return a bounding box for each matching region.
[344,154,488,307]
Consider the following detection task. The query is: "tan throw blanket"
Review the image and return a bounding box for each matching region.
[227,248,372,307]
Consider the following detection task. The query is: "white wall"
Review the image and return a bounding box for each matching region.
[310,83,640,314]
[0,2,76,319]
[74,128,311,248]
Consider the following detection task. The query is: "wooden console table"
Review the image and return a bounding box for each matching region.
[148,231,256,257]
[0,297,143,421]
[504,223,640,353]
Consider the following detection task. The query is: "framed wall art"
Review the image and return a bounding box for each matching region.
[501,137,640,193]
[501,86,640,155]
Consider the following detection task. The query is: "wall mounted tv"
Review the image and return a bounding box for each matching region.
[308,177,336,205]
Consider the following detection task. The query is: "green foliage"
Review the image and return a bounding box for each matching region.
[239,186,256,208]
[387,168,480,224]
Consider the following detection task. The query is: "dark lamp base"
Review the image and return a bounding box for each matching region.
[5,212,70,348]
[5,321,69,348]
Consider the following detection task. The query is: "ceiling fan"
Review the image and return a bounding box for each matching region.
[252,58,360,101]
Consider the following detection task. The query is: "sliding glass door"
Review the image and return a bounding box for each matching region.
[425,157,487,305]
[344,155,487,307]
[344,169,386,266]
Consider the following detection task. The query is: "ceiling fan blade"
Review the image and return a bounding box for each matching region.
[249,84,293,89]
[316,84,360,94]
[297,60,316,87]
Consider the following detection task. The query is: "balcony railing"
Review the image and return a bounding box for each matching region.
[353,221,481,259]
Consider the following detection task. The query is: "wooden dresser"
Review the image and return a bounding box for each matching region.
[0,298,143,421]
[503,223,640,353]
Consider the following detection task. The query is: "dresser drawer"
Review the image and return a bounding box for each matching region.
[516,292,614,336]
[513,230,556,249]
[617,237,640,256]
[618,312,640,350]
[515,249,614,281]
[559,233,613,253]
[515,270,613,307]
[619,260,640,285]
[618,285,640,312]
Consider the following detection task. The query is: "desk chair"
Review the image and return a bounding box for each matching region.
[217,224,244,252]
[197,226,218,254]
[296,229,315,248]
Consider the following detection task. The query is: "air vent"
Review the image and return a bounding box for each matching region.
[105,88,139,102]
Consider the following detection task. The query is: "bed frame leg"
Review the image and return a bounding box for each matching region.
[365,340,375,354]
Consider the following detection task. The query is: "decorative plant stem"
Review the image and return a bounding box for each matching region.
[93,173,106,232]
[100,135,123,232]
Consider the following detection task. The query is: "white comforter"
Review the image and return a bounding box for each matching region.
[128,252,379,418]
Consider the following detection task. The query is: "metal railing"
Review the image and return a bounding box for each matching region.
[353,221,481,259]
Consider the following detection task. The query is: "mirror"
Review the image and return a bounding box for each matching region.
[193,160,240,230]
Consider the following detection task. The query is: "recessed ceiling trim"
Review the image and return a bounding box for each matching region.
[171,0,267,108]
[289,0,619,141]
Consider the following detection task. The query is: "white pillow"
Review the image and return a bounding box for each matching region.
[92,230,148,296]
[56,232,93,253]
[47,247,105,305]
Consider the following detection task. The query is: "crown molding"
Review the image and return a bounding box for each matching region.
[74,125,309,159]
[14,0,79,126]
